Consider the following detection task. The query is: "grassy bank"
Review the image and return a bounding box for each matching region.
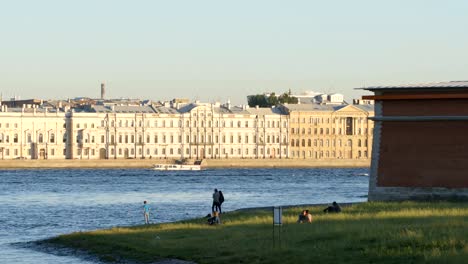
[42,202,468,263]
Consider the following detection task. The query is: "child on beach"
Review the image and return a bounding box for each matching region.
[143,201,151,224]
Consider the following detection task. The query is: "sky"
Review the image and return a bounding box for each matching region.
[1,0,468,105]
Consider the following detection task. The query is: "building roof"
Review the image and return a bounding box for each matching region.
[152,106,179,114]
[283,104,347,112]
[246,107,287,116]
[358,81,468,91]
[353,104,374,112]
[91,105,156,113]
[1,107,65,114]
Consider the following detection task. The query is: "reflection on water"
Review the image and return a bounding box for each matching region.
[0,168,369,263]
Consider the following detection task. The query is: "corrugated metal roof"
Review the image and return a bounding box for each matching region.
[359,81,468,91]
[92,105,156,113]
[284,103,374,113]
[152,106,179,114]
[283,104,345,112]
[247,107,287,115]
[1,107,65,114]
[353,104,374,112]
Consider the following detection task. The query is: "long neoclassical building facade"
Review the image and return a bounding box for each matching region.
[0,100,373,160]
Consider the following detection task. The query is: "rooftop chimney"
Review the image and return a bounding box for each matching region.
[101,82,105,99]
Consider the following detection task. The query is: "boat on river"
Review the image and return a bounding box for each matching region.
[153,164,201,171]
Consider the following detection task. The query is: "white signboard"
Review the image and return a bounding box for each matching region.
[273,206,282,225]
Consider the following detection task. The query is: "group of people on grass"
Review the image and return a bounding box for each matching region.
[297,201,342,223]
[142,193,341,225]
[207,188,224,225]
[141,188,226,225]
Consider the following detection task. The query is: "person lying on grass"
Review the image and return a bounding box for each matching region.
[297,210,312,223]
[207,211,221,225]
[323,201,341,213]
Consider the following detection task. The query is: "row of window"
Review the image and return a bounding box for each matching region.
[291,138,369,148]
[76,134,288,145]
[0,148,60,156]
[97,119,288,129]
[1,147,366,159]
[291,150,369,158]
[0,133,57,143]
[290,127,369,136]
[290,117,368,124]
[92,147,288,157]
[0,123,19,129]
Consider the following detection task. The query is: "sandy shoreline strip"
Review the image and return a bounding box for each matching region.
[0,158,370,169]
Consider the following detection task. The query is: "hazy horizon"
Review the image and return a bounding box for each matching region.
[1,0,467,104]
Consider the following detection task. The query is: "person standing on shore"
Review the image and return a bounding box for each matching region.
[212,189,220,213]
[218,190,224,214]
[143,201,151,224]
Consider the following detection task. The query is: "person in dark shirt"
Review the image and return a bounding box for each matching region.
[218,190,224,213]
[212,189,220,213]
[323,201,341,213]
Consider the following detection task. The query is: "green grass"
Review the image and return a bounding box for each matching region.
[43,202,468,263]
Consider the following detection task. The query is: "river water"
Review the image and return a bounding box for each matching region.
[0,168,369,263]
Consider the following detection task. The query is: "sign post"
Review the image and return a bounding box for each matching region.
[273,206,282,248]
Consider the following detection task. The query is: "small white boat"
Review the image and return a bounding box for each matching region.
[153,164,201,171]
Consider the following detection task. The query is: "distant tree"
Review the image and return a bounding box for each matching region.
[278,92,298,104]
[247,94,268,107]
[267,93,279,106]
[247,91,298,107]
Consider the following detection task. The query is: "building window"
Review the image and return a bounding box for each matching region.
[50,133,55,143]
[346,117,353,135]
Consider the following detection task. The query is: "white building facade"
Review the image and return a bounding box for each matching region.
[0,102,289,160]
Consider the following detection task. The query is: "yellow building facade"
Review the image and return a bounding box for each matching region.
[283,104,374,160]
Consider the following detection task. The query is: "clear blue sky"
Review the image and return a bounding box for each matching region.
[1,0,467,104]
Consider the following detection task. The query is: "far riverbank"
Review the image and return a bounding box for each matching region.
[0,158,370,169]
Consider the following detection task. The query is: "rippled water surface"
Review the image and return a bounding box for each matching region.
[0,168,369,263]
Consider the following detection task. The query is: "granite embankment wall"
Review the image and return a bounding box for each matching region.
[204,159,370,168]
[0,159,370,169]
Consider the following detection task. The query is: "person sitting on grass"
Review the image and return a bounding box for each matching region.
[207,211,221,225]
[297,210,312,223]
[323,201,341,213]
